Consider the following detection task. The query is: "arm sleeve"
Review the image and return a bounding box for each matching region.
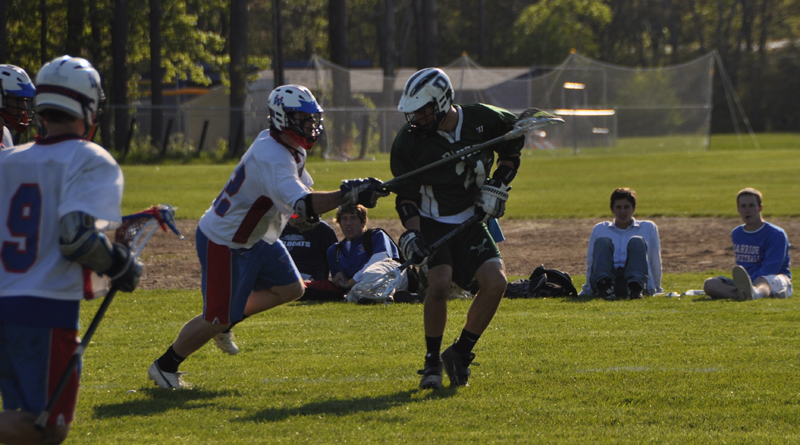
[485,105,524,158]
[580,225,600,295]
[326,244,341,277]
[60,145,124,223]
[268,154,312,213]
[387,130,422,198]
[649,224,663,293]
[753,231,788,277]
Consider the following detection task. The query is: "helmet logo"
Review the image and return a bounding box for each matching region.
[273,95,284,106]
[432,76,449,91]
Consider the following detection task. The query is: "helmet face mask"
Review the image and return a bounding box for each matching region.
[0,65,36,133]
[35,56,105,138]
[398,68,454,135]
[404,102,441,134]
[268,85,324,150]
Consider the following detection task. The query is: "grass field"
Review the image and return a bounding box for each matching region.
[73,283,800,443]
[64,134,800,443]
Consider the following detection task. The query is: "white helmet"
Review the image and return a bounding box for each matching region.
[35,56,105,135]
[397,67,454,133]
[268,84,323,150]
[0,64,36,133]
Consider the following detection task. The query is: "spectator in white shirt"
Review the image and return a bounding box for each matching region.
[580,188,662,300]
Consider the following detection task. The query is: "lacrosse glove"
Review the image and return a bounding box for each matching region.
[475,178,511,223]
[105,242,143,293]
[399,229,431,266]
[340,177,390,208]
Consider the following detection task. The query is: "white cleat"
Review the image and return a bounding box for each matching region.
[148,361,190,389]
[732,265,759,300]
[214,331,240,355]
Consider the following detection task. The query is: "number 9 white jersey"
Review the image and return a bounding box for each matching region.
[0,137,123,301]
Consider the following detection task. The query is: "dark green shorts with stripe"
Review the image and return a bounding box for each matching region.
[420,216,502,291]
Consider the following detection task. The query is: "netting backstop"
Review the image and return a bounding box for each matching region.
[123,52,720,158]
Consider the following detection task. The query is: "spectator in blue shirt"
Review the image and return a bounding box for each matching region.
[704,188,792,300]
[327,204,401,291]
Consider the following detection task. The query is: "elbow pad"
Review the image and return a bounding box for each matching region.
[493,156,520,184]
[60,211,115,273]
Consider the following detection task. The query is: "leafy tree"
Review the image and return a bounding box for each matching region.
[509,0,612,65]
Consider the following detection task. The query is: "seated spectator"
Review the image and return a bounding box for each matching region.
[279,217,344,301]
[704,188,792,300]
[580,188,663,300]
[328,204,420,303]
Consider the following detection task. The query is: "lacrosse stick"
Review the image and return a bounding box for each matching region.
[381,110,564,192]
[351,212,483,305]
[34,204,183,431]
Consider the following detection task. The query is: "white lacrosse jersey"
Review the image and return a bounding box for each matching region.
[1,126,12,149]
[198,130,313,249]
[0,135,123,301]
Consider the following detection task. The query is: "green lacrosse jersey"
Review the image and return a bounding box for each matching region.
[389,103,522,218]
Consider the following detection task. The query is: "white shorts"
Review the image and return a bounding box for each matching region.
[715,274,793,298]
[759,274,793,298]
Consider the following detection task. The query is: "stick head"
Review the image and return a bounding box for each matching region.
[115,204,184,257]
[506,109,565,140]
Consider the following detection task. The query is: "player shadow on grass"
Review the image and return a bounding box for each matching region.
[92,388,237,419]
[238,388,456,423]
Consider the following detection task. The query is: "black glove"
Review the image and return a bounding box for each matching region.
[474,178,511,223]
[340,177,390,208]
[106,242,143,293]
[399,229,431,266]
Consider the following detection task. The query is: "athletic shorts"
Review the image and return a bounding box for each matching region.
[761,274,793,297]
[420,217,502,291]
[196,227,301,324]
[0,322,80,426]
[715,274,793,298]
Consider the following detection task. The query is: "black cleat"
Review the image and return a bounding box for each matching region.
[417,355,443,389]
[596,277,616,301]
[627,281,643,299]
[441,343,475,388]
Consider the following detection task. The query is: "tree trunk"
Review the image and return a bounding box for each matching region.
[420,0,437,67]
[376,0,396,153]
[272,0,285,87]
[66,0,85,56]
[0,0,8,63]
[112,0,129,152]
[411,0,424,68]
[150,0,163,148]
[88,0,110,149]
[229,0,248,157]
[329,0,350,158]
[40,0,47,65]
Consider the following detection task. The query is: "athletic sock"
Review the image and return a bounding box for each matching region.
[222,314,249,334]
[156,345,186,373]
[453,329,481,355]
[425,335,443,363]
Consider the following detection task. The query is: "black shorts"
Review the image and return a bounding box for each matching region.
[420,217,502,290]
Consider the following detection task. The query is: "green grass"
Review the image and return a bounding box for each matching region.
[71,278,800,444]
[121,133,800,219]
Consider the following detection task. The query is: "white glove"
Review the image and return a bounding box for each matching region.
[475,179,510,223]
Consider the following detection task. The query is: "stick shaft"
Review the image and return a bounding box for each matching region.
[382,117,563,191]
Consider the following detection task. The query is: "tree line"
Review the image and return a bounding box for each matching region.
[1,0,798,154]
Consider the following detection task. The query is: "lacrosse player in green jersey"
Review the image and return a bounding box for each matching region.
[388,67,524,389]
